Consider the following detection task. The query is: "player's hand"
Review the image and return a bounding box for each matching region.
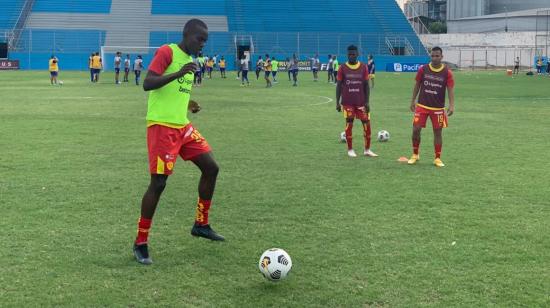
[447,105,454,116]
[410,102,416,112]
[336,104,342,112]
[188,100,201,113]
[177,63,197,77]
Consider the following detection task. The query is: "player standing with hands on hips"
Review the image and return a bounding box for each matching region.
[133,19,225,266]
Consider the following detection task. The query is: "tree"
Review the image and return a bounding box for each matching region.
[428,21,447,34]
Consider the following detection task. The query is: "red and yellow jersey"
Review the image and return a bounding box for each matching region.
[49,58,59,72]
[337,61,369,106]
[415,63,454,109]
[219,60,226,68]
[207,60,214,68]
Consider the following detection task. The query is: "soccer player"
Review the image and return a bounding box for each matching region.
[367,55,375,88]
[290,54,299,87]
[332,56,339,83]
[271,57,278,83]
[264,54,272,88]
[219,56,226,78]
[240,55,250,86]
[197,52,206,76]
[88,53,94,82]
[193,56,202,86]
[114,51,122,84]
[536,57,543,75]
[49,55,59,85]
[311,54,320,81]
[336,45,377,158]
[408,47,455,167]
[285,57,292,81]
[124,54,131,82]
[91,52,102,82]
[207,57,214,79]
[133,19,224,265]
[134,55,143,85]
[513,57,520,75]
[255,56,263,80]
[327,54,334,83]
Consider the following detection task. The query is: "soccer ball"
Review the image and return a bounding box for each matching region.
[377,130,390,142]
[58,80,63,85]
[258,248,292,282]
[339,131,346,143]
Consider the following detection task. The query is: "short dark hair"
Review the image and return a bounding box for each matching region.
[347,45,358,51]
[431,46,443,54]
[183,19,207,35]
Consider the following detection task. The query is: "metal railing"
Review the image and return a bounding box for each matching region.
[3,29,427,57]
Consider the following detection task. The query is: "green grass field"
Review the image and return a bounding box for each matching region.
[1,70,549,307]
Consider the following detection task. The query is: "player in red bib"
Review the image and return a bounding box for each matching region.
[133,19,224,265]
[336,45,377,158]
[408,47,455,167]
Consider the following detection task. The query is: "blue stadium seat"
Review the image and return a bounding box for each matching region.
[0,0,25,30]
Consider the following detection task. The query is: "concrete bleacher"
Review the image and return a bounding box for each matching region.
[5,0,427,70]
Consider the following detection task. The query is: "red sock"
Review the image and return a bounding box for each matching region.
[363,122,371,150]
[195,198,212,226]
[135,217,152,245]
[413,140,420,155]
[345,123,353,150]
[435,144,442,159]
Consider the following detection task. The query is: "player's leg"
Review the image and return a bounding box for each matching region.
[370,75,375,88]
[433,128,444,167]
[272,71,277,82]
[430,110,447,167]
[361,114,377,157]
[190,152,224,241]
[292,69,298,86]
[408,125,422,164]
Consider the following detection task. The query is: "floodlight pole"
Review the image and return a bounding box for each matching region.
[504,6,508,32]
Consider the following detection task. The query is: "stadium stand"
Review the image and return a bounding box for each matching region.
[4,0,428,70]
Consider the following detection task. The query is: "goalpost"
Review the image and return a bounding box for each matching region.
[100,46,160,71]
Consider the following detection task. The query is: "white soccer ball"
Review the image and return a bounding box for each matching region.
[377,130,390,142]
[58,80,64,85]
[339,131,347,143]
[258,248,292,282]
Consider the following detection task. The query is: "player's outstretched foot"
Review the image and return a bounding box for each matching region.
[434,158,445,167]
[364,149,378,157]
[347,149,357,158]
[408,154,420,165]
[133,243,152,265]
[191,223,225,241]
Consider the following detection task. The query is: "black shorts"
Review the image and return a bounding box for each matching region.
[50,71,58,77]
[115,68,120,73]
[125,68,130,73]
[265,71,271,77]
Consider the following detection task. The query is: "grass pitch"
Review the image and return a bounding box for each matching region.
[1,70,549,307]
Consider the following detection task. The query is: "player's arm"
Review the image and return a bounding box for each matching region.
[335,80,342,112]
[143,63,196,91]
[447,86,455,116]
[410,81,421,112]
[446,70,455,116]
